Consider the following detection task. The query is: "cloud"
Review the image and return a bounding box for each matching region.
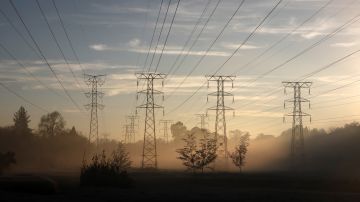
[221,43,261,50]
[89,43,231,57]
[89,44,108,51]
[128,38,141,48]
[330,42,357,48]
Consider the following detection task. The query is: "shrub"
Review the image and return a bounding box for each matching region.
[0,151,16,175]
[80,144,132,187]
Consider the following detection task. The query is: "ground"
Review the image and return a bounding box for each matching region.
[1,171,360,201]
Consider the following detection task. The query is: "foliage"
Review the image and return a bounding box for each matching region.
[0,151,16,174]
[196,133,217,172]
[171,121,187,143]
[80,143,132,187]
[38,111,65,137]
[13,106,31,135]
[176,131,217,173]
[230,134,250,172]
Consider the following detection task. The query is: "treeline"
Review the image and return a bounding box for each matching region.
[0,106,118,172]
[1,106,360,175]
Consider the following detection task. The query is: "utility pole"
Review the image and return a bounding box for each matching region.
[159,120,172,143]
[195,113,208,130]
[283,81,312,166]
[84,74,105,146]
[124,115,138,143]
[206,75,235,160]
[136,72,165,169]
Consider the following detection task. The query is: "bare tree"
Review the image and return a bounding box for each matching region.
[230,133,250,172]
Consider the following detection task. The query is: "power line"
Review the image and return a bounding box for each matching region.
[35,0,84,92]
[0,42,62,97]
[154,0,180,72]
[165,0,212,76]
[143,0,164,71]
[0,81,48,113]
[148,0,171,72]
[166,0,283,114]
[232,0,334,75]
[247,12,360,85]
[9,0,84,112]
[166,0,245,99]
[213,0,283,75]
[166,0,219,76]
[51,0,85,74]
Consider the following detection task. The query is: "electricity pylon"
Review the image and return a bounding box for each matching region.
[84,74,105,146]
[124,115,138,143]
[195,113,208,130]
[283,81,312,166]
[136,72,165,169]
[206,75,235,160]
[123,125,131,143]
[159,120,172,143]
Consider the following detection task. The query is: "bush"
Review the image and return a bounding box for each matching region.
[0,151,16,175]
[80,144,132,187]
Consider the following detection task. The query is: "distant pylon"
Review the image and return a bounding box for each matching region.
[206,75,235,160]
[136,72,165,169]
[84,74,105,146]
[123,125,131,143]
[159,120,172,143]
[283,81,312,166]
[124,115,138,143]
[195,113,208,130]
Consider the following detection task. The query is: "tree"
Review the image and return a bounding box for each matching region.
[196,132,217,173]
[176,130,217,173]
[230,133,250,172]
[69,126,78,136]
[13,106,31,135]
[176,132,198,172]
[171,121,187,143]
[38,111,65,137]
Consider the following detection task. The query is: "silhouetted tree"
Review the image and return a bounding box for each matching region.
[230,133,250,172]
[81,143,132,187]
[196,133,217,173]
[38,111,65,137]
[69,126,78,136]
[176,132,198,172]
[0,151,16,174]
[171,121,187,143]
[13,106,31,135]
[177,131,217,173]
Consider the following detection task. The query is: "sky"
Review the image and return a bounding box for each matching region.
[0,0,360,141]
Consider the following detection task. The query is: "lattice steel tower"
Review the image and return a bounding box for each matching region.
[159,120,172,143]
[124,115,138,143]
[283,81,312,165]
[84,74,105,146]
[195,113,208,130]
[136,72,165,169]
[206,75,235,159]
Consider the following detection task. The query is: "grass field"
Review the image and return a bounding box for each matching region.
[1,171,360,201]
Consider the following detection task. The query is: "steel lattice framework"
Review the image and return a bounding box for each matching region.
[136,72,165,169]
[283,81,312,166]
[195,113,208,130]
[159,120,172,143]
[206,75,235,160]
[124,115,138,143]
[84,74,105,146]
